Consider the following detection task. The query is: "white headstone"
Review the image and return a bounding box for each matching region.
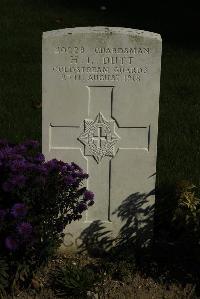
[42,27,162,251]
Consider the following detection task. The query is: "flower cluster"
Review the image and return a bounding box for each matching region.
[1,202,33,251]
[11,203,27,218]
[0,139,94,256]
[0,208,7,222]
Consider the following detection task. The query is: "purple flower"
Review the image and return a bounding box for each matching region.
[8,153,24,161]
[60,164,70,174]
[32,164,48,175]
[11,203,28,218]
[66,164,75,172]
[23,161,36,171]
[0,150,4,160]
[64,175,76,186]
[5,236,18,251]
[45,159,60,171]
[2,174,26,192]
[9,159,27,172]
[0,209,7,221]
[77,202,88,213]
[83,190,94,201]
[17,222,32,237]
[71,172,80,178]
[57,160,66,167]
[10,174,26,187]
[13,144,27,154]
[0,147,14,159]
[71,162,83,172]
[46,159,65,170]
[2,180,14,192]
[33,153,45,163]
[76,172,89,179]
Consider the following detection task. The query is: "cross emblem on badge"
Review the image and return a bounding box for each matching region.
[78,112,120,163]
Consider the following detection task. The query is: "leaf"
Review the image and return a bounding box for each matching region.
[0,257,9,296]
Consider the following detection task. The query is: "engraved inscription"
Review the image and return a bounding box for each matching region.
[55,46,85,54]
[78,112,120,163]
[94,47,150,54]
[52,45,150,82]
[63,233,74,247]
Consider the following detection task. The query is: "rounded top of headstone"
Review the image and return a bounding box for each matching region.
[43,26,161,41]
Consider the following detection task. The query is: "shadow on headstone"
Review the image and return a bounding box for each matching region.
[77,220,113,257]
[78,190,155,258]
[113,189,155,250]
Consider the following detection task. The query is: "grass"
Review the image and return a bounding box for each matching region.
[3,253,199,298]
[158,42,200,186]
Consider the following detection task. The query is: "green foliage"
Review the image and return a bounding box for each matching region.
[173,180,200,230]
[168,180,200,262]
[51,262,102,298]
[10,259,33,292]
[0,257,8,298]
[101,259,134,282]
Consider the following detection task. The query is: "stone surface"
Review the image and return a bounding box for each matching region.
[42,27,162,251]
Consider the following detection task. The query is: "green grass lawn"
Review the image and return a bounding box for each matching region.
[0,0,200,188]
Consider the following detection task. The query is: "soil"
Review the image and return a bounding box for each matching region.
[5,252,198,299]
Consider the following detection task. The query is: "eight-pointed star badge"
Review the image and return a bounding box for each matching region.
[78,112,120,163]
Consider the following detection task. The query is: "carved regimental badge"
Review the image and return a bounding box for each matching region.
[78,112,120,163]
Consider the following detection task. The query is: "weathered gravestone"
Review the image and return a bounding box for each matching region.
[42,27,162,251]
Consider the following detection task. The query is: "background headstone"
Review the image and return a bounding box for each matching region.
[42,27,162,251]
